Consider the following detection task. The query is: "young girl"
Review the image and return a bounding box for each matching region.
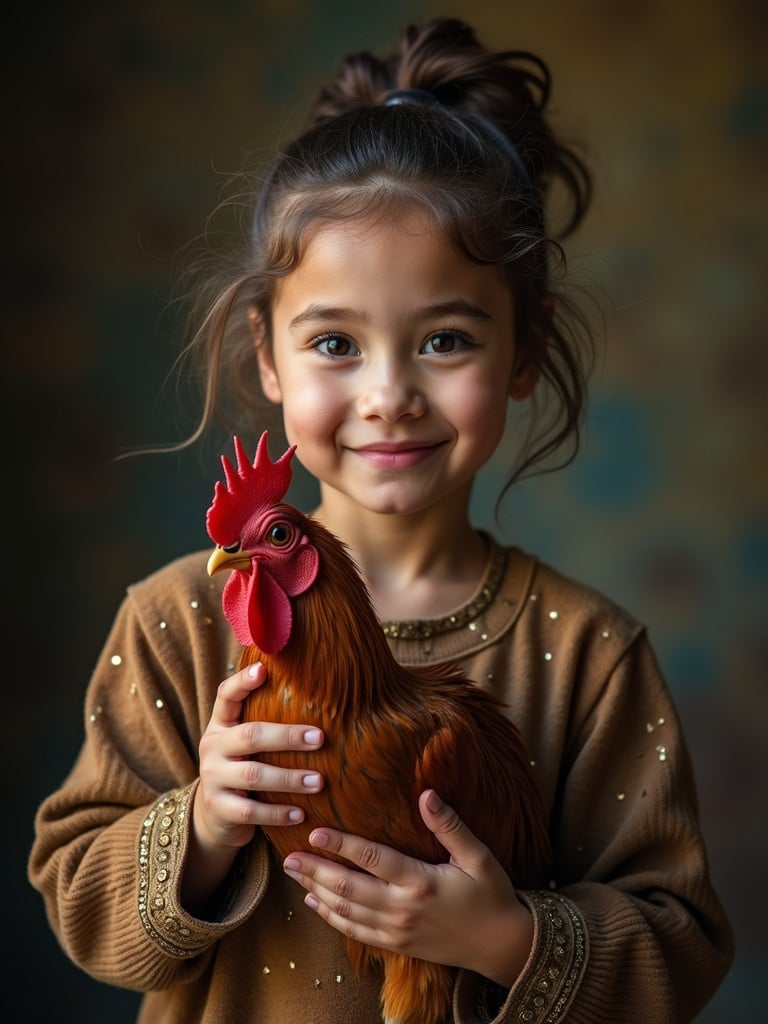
[29,17,733,1024]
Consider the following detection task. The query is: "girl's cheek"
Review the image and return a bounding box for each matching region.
[286,381,340,415]
[281,384,345,440]
[303,367,350,401]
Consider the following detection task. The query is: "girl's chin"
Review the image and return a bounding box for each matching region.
[329,482,471,519]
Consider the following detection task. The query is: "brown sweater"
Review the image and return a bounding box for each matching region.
[28,540,733,1023]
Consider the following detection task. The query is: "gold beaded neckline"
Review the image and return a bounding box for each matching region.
[379,542,508,641]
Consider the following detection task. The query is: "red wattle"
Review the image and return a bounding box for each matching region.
[246,562,293,653]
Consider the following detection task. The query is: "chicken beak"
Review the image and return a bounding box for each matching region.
[207,545,252,576]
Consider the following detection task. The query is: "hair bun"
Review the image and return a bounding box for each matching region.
[307,50,390,125]
[303,18,589,236]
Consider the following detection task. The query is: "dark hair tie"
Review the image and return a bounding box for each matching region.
[383,88,441,107]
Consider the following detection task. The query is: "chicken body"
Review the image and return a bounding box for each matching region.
[206,437,551,1024]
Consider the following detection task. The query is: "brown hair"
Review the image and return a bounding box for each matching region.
[175,17,594,494]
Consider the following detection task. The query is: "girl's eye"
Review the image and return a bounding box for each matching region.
[314,334,359,358]
[420,331,471,355]
[268,522,294,547]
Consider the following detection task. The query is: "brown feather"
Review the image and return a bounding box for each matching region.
[236,514,551,1024]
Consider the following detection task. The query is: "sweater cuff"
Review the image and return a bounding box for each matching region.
[453,890,588,1023]
[138,782,270,958]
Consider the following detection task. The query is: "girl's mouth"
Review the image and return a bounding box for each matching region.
[352,441,445,469]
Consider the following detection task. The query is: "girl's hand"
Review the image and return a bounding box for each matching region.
[183,662,324,913]
[282,790,533,987]
[195,662,325,848]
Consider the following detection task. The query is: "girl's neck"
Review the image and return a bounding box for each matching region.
[312,489,490,622]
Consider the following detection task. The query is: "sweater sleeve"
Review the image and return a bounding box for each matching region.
[28,561,271,991]
[453,632,733,1024]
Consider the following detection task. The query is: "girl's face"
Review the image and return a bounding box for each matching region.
[256,209,536,519]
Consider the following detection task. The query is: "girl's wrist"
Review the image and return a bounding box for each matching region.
[473,897,534,989]
[181,796,242,915]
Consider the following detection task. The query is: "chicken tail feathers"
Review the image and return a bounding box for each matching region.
[380,950,454,1024]
[345,942,453,1024]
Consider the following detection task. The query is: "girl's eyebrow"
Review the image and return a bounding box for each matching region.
[288,299,493,330]
[289,304,368,329]
[417,299,494,323]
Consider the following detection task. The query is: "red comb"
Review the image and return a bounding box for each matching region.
[206,432,296,545]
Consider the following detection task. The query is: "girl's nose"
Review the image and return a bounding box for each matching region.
[355,361,426,422]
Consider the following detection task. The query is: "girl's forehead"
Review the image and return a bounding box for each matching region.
[299,207,446,254]
[266,187,514,306]
[271,210,514,322]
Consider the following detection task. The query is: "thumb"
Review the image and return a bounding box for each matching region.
[419,789,486,871]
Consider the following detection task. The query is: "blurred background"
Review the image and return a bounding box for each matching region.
[4,1,765,1020]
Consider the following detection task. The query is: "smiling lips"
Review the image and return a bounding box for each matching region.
[352,441,445,469]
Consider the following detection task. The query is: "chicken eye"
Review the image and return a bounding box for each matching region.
[268,522,294,547]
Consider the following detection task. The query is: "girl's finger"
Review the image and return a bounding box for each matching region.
[216,720,325,758]
[418,790,487,872]
[214,791,309,828]
[210,663,268,725]
[227,758,324,795]
[283,851,382,907]
[282,855,388,940]
[305,827,418,886]
[303,888,386,949]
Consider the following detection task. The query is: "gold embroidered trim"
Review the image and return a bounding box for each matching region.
[380,545,508,640]
[512,891,587,1023]
[138,787,210,958]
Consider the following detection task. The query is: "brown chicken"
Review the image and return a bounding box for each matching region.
[206,433,551,1024]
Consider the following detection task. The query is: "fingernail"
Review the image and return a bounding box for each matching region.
[309,830,328,848]
[284,857,301,872]
[247,663,261,678]
[303,773,321,788]
[288,809,303,822]
[303,729,322,745]
[305,894,320,911]
[426,790,444,813]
